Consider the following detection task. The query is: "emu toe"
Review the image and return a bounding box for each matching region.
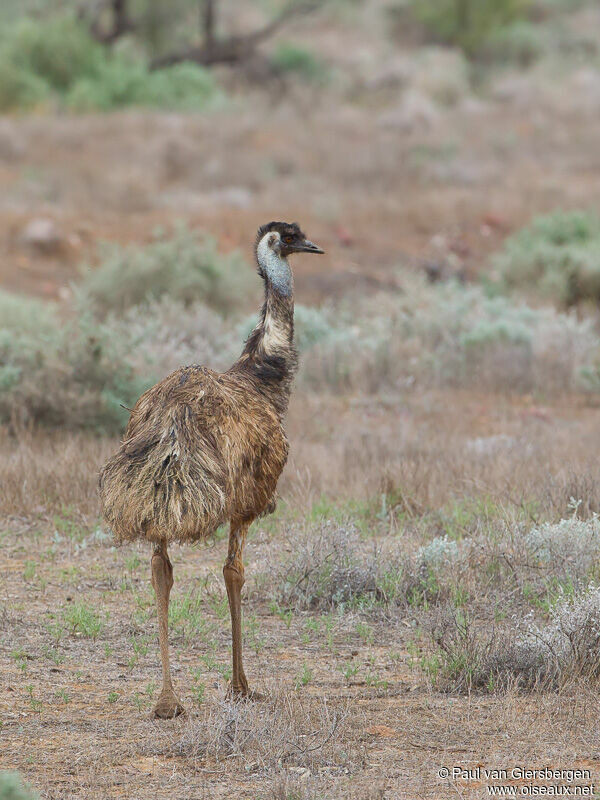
[152,691,185,719]
[227,678,264,702]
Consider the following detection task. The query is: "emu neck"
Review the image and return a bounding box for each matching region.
[231,251,297,415]
[254,240,295,360]
[256,237,293,297]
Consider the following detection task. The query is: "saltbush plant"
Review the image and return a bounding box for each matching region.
[0,772,39,800]
[428,583,600,691]
[300,277,600,394]
[525,515,600,581]
[0,15,222,112]
[67,61,222,113]
[482,20,546,67]
[2,234,600,431]
[0,290,150,432]
[493,210,600,306]
[77,226,251,317]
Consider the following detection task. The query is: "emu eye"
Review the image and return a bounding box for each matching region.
[284,235,293,243]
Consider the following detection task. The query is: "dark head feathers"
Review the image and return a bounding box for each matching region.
[255,221,304,254]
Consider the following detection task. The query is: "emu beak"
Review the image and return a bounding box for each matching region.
[298,239,324,254]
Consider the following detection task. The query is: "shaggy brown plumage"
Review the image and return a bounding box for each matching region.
[99,221,323,717]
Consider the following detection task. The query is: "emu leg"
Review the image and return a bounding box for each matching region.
[223,522,250,697]
[151,541,185,719]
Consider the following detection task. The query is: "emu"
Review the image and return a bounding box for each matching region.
[99,222,324,718]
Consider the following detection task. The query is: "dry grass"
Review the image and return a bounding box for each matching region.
[2,389,600,522]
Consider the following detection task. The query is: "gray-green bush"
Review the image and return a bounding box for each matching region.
[0,772,39,800]
[67,61,222,113]
[428,583,600,691]
[2,237,600,431]
[482,21,546,66]
[300,277,600,394]
[493,210,600,306]
[0,290,150,432]
[77,226,252,317]
[272,522,383,611]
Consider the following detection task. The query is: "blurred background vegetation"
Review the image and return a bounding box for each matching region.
[0,0,599,430]
[0,0,589,111]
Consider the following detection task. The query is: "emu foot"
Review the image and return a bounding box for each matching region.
[227,676,264,702]
[152,690,185,719]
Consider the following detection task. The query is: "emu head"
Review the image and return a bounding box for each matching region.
[255,221,324,261]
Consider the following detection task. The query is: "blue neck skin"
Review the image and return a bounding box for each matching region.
[256,233,293,297]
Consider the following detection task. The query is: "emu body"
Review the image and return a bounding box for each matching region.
[99,222,323,717]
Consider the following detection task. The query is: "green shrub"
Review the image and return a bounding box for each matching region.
[427,584,600,691]
[67,59,221,112]
[493,210,600,306]
[271,43,329,83]
[134,62,222,110]
[0,15,222,112]
[409,0,530,56]
[0,51,50,111]
[77,226,252,317]
[0,772,39,800]
[483,20,545,66]
[65,59,146,112]
[2,16,103,92]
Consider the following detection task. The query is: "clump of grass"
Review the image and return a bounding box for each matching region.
[171,690,355,772]
[493,210,600,307]
[62,601,103,639]
[270,43,329,84]
[78,226,251,318]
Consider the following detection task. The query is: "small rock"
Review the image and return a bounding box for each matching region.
[19,218,64,256]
